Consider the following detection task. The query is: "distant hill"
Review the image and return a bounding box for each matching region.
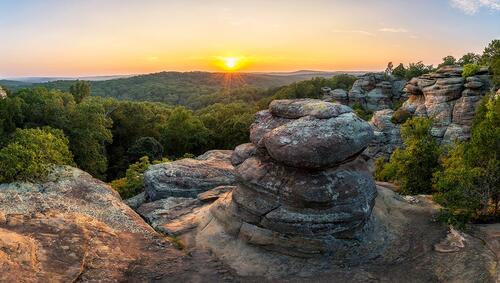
[1,70,365,106]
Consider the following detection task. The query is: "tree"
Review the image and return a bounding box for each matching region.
[491,56,500,89]
[66,98,112,179]
[159,107,210,157]
[480,39,500,65]
[69,81,91,103]
[197,102,255,149]
[458,53,481,66]
[405,61,433,80]
[392,63,407,79]
[434,94,499,224]
[127,137,164,163]
[438,55,457,68]
[376,118,441,195]
[0,128,74,183]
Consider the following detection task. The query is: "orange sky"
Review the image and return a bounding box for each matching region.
[0,0,499,77]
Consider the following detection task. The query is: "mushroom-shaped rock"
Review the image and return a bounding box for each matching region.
[269,99,351,119]
[263,111,374,168]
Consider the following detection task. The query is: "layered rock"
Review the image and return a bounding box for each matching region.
[323,73,406,111]
[210,99,378,256]
[144,150,237,200]
[362,109,403,162]
[401,66,490,143]
[0,166,233,282]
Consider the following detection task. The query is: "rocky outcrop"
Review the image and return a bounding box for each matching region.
[362,109,403,162]
[207,99,378,257]
[402,66,490,143]
[323,73,406,111]
[0,166,234,282]
[144,150,237,200]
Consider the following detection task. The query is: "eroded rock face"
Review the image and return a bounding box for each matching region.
[210,99,378,256]
[144,150,237,200]
[362,109,403,162]
[0,166,233,282]
[401,66,490,143]
[323,73,406,111]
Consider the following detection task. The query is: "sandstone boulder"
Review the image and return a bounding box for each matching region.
[0,166,233,282]
[323,73,406,111]
[401,66,490,143]
[144,150,237,200]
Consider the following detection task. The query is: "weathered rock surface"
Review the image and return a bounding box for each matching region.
[251,99,373,168]
[0,166,234,282]
[136,186,234,236]
[195,185,498,281]
[401,65,491,143]
[362,109,403,162]
[208,99,379,257]
[144,150,237,200]
[323,73,406,111]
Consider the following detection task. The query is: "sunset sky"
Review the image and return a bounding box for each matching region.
[1,0,499,77]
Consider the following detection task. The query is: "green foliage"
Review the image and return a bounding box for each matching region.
[376,118,441,195]
[434,94,500,224]
[392,63,406,79]
[127,137,164,163]
[197,102,255,149]
[374,156,397,182]
[491,57,500,89]
[69,81,91,103]
[160,107,210,158]
[351,103,373,121]
[480,39,500,65]
[405,61,434,80]
[389,62,434,80]
[66,98,113,179]
[110,156,153,199]
[458,53,481,66]
[438,55,457,68]
[462,64,481,78]
[391,109,411,124]
[0,128,74,183]
[267,75,357,102]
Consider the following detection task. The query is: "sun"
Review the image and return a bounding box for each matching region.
[215,56,245,72]
[224,57,238,69]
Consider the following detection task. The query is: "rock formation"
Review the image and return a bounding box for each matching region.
[323,73,406,111]
[363,66,492,162]
[362,109,403,162]
[144,150,237,200]
[207,99,379,257]
[401,65,490,143]
[0,166,234,282]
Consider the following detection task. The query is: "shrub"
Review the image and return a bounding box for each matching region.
[391,109,411,124]
[127,137,164,163]
[377,118,441,195]
[433,94,500,224]
[351,103,373,121]
[0,127,74,183]
[462,63,480,78]
[110,156,152,199]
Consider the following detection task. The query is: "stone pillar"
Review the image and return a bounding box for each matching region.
[211,99,377,257]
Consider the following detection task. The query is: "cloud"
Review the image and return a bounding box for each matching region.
[332,29,375,36]
[378,27,408,33]
[450,0,500,14]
